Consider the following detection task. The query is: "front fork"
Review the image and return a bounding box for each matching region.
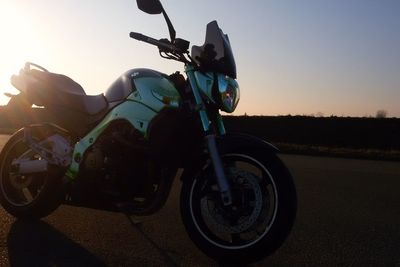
[205,134,232,206]
[185,66,232,206]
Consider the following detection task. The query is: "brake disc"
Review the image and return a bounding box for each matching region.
[200,170,263,234]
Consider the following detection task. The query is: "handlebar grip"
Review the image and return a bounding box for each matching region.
[129,32,147,41]
[129,31,180,53]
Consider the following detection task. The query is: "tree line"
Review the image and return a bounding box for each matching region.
[223,115,400,150]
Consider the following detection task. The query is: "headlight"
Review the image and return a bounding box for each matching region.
[218,74,240,113]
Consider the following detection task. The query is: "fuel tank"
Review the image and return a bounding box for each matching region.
[105,68,180,112]
[67,69,183,179]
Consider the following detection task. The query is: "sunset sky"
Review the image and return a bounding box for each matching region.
[0,0,399,117]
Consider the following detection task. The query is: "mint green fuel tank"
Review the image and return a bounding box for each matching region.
[105,68,180,111]
[67,69,181,178]
[103,68,181,136]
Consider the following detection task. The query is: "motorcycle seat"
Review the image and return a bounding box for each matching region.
[11,69,108,115]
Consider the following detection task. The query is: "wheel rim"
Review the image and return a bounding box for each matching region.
[0,138,47,207]
[189,153,278,250]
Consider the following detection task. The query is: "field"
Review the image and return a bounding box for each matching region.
[223,115,400,161]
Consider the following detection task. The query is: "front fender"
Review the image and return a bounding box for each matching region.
[217,132,279,154]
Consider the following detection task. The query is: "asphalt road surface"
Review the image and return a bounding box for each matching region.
[0,134,399,266]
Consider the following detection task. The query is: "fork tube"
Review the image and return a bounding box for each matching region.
[185,64,232,206]
[185,65,210,132]
[205,134,232,205]
[215,113,226,135]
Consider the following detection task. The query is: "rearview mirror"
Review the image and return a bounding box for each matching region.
[136,0,176,42]
[137,0,163,15]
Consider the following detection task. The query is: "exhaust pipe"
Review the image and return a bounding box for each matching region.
[14,159,48,174]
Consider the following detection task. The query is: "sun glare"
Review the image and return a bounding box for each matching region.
[0,3,43,105]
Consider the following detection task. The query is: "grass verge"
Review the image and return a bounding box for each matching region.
[275,142,400,162]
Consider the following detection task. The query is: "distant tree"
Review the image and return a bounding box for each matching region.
[376,110,387,118]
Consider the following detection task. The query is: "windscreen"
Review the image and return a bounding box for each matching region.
[191,21,237,79]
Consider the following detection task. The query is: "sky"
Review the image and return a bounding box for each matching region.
[0,0,399,117]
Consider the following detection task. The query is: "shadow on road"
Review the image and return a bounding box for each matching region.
[7,220,107,267]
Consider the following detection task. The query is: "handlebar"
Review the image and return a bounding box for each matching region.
[130,32,180,53]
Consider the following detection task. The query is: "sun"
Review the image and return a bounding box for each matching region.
[0,2,43,106]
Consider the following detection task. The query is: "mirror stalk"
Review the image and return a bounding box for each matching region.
[161,7,176,42]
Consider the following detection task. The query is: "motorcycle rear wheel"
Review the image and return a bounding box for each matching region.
[0,129,65,220]
[180,148,297,264]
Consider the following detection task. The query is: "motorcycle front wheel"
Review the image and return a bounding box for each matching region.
[180,148,297,264]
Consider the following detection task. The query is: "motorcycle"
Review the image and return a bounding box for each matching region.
[0,0,296,263]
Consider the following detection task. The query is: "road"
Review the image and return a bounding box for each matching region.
[0,134,399,266]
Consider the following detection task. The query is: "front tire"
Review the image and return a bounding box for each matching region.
[0,129,65,220]
[180,149,297,264]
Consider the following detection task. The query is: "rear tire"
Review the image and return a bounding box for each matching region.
[0,129,65,220]
[180,149,297,264]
